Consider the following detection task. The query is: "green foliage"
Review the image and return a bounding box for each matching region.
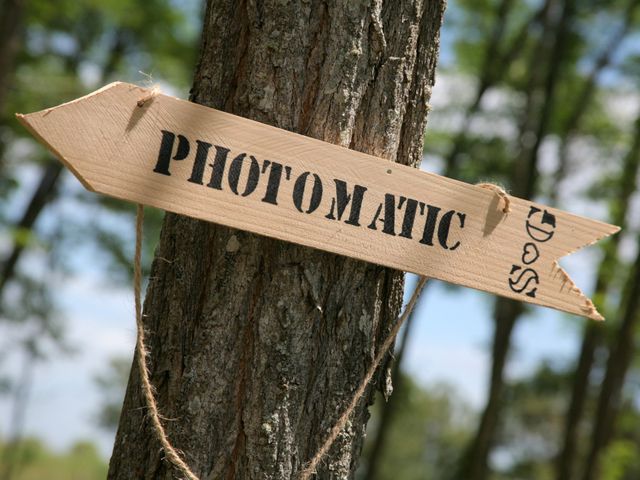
[454,135,513,185]
[600,440,640,480]
[93,356,131,431]
[0,1,199,474]
[360,376,473,480]
[495,362,570,475]
[598,402,640,480]
[0,438,107,480]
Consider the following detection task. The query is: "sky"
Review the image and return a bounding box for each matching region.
[0,41,636,462]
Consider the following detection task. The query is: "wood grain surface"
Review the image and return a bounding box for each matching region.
[17,82,619,320]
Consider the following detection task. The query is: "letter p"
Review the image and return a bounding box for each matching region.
[153,130,190,176]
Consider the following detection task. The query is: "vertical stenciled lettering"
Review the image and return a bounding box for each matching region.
[508,206,558,298]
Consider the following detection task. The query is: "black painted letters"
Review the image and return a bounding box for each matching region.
[508,206,557,298]
[152,130,469,253]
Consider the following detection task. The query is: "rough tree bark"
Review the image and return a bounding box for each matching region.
[108,1,445,478]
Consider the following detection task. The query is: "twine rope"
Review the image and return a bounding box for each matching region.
[299,275,429,480]
[134,203,426,480]
[134,205,199,480]
[132,85,432,479]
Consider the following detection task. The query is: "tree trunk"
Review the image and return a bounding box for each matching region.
[455,299,522,480]
[108,1,445,478]
[0,162,62,297]
[0,0,26,174]
[0,0,25,118]
[550,0,639,204]
[581,238,640,480]
[443,0,549,178]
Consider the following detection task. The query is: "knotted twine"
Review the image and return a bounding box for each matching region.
[134,205,199,480]
[131,87,511,479]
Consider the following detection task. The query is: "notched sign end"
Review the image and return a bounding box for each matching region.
[553,260,605,322]
[585,222,620,321]
[508,202,620,321]
[552,217,619,322]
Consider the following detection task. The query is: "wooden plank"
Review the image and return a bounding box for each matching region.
[17,82,619,320]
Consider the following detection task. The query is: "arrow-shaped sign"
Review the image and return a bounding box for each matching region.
[17,82,619,320]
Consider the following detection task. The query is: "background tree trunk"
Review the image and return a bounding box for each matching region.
[108,1,445,478]
[581,239,640,480]
[0,32,127,301]
[0,0,26,173]
[555,112,640,480]
[455,1,575,478]
[0,0,25,118]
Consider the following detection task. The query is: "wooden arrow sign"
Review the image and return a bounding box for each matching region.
[17,82,619,320]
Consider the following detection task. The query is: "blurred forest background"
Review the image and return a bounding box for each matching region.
[1,0,640,479]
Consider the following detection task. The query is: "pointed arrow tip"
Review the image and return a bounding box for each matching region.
[14,82,154,195]
[14,105,97,193]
